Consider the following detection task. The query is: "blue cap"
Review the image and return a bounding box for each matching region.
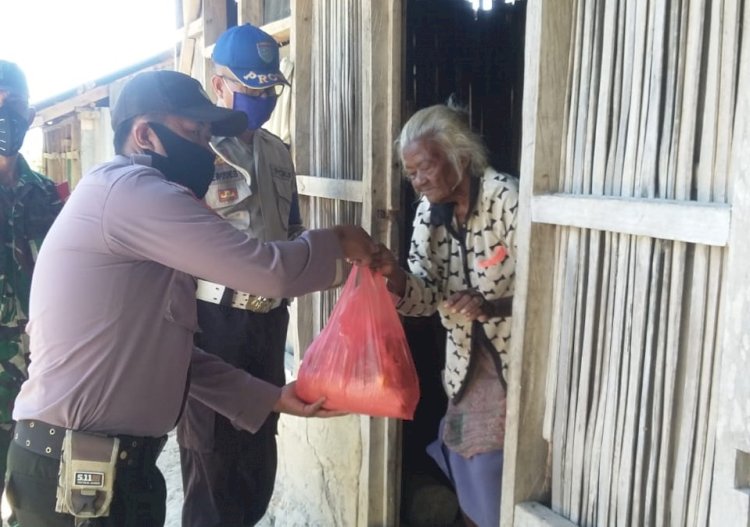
[212,24,289,89]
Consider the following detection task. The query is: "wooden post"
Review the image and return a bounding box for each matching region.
[200,0,228,87]
[501,1,573,525]
[358,3,404,526]
[290,0,315,361]
[238,0,263,25]
[178,0,202,74]
[709,3,750,524]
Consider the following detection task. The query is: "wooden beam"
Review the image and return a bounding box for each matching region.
[295,175,363,203]
[177,18,203,41]
[202,0,228,47]
[515,502,578,527]
[709,1,750,524]
[291,3,313,180]
[358,3,403,527]
[262,17,292,44]
[501,0,573,525]
[32,85,109,128]
[238,0,263,26]
[531,194,731,246]
[177,0,202,74]
[289,0,315,369]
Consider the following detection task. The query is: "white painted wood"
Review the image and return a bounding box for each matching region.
[531,194,731,247]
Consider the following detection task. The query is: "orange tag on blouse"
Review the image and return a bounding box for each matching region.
[477,245,507,269]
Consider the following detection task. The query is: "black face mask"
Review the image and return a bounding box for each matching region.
[0,105,30,157]
[145,122,216,199]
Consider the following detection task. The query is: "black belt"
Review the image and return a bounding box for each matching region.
[14,420,167,467]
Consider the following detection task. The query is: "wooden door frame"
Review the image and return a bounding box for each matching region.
[291,1,405,525]
[501,1,573,524]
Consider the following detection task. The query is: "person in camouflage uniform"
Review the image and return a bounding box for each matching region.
[0,60,62,513]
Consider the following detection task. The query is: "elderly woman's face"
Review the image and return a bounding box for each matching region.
[402,139,461,204]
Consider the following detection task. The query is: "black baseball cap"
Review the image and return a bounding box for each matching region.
[111,70,247,136]
[0,60,29,98]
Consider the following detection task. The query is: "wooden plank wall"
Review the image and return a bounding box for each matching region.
[296,2,403,525]
[42,117,80,187]
[531,0,742,525]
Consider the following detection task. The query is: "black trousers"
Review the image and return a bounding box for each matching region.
[178,302,289,527]
[5,439,166,527]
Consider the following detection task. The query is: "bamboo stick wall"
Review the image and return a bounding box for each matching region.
[544,1,741,525]
[304,0,364,332]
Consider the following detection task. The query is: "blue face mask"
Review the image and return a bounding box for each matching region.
[232,91,277,131]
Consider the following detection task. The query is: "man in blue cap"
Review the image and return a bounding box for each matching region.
[176,23,303,527]
[0,60,61,524]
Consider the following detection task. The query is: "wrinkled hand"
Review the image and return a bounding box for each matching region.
[443,289,493,322]
[272,382,347,418]
[333,225,378,266]
[370,243,399,277]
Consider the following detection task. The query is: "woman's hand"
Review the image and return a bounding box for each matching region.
[272,382,347,418]
[370,243,408,298]
[443,289,493,322]
[370,243,398,277]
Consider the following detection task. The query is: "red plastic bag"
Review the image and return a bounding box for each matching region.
[295,266,420,420]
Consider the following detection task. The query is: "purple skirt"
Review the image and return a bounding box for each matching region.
[426,421,504,527]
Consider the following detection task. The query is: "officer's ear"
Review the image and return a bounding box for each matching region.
[211,74,232,109]
[132,119,161,155]
[211,74,225,99]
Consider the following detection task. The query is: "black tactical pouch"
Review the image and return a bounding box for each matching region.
[55,430,119,525]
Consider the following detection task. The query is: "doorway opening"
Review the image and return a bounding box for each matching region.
[399,1,526,525]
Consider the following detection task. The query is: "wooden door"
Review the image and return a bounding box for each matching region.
[503,1,747,526]
[290,1,404,525]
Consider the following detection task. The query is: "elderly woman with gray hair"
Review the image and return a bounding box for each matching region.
[374,103,519,527]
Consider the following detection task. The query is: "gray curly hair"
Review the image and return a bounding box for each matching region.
[396,102,488,183]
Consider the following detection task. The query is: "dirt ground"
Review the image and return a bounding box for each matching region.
[157,432,185,527]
